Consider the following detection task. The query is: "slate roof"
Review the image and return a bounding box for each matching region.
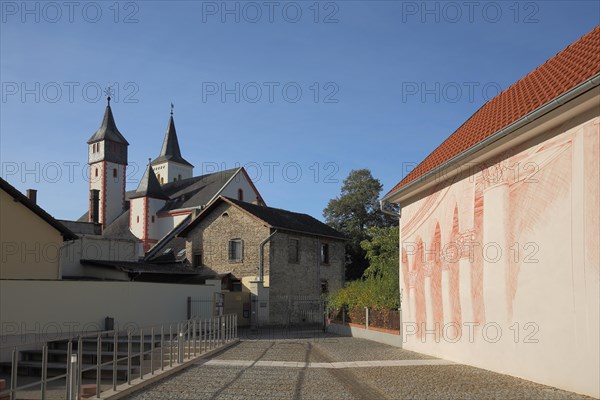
[130,164,168,200]
[386,26,600,197]
[180,196,346,240]
[0,178,78,240]
[101,209,139,241]
[93,169,240,241]
[151,114,193,167]
[87,102,129,145]
[126,168,239,212]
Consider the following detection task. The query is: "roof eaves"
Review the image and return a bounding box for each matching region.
[383,73,600,203]
[0,178,78,240]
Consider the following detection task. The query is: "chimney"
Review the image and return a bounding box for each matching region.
[89,189,100,224]
[26,189,37,205]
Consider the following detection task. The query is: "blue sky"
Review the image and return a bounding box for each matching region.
[1,1,598,221]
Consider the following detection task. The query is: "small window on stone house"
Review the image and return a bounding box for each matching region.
[228,239,243,262]
[288,238,299,263]
[95,168,99,177]
[231,280,242,292]
[321,243,330,264]
[238,189,244,201]
[136,216,139,223]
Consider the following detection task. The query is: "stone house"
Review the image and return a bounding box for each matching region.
[178,196,346,325]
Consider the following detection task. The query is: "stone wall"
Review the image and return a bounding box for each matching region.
[185,202,270,282]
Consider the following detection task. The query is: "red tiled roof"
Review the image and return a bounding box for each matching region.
[386,26,600,198]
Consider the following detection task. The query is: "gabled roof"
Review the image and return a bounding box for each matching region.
[126,168,241,211]
[0,178,78,240]
[385,26,600,199]
[151,114,193,167]
[179,196,346,240]
[131,164,168,200]
[99,168,244,241]
[87,102,129,145]
[101,209,139,241]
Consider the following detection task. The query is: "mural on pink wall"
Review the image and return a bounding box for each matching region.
[400,118,599,341]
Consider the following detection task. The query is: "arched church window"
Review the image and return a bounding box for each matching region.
[95,168,98,177]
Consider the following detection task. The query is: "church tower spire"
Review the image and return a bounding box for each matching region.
[151,105,193,184]
[87,93,129,228]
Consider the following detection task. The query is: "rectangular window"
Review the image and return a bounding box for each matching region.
[321,243,330,264]
[193,253,202,267]
[228,239,243,262]
[113,168,117,178]
[321,280,329,294]
[231,281,242,292]
[288,238,299,263]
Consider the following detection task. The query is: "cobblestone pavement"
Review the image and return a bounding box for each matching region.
[125,327,595,400]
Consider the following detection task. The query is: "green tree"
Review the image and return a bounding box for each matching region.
[328,226,400,311]
[323,169,396,280]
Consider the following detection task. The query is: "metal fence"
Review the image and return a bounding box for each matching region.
[0,314,237,400]
[329,307,401,331]
[187,294,223,319]
[255,295,326,327]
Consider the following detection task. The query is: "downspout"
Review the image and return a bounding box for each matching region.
[259,229,278,282]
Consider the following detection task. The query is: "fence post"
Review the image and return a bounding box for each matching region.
[68,353,78,400]
[41,344,48,400]
[112,332,117,391]
[187,297,192,319]
[365,307,369,330]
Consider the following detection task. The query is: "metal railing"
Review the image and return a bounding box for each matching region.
[0,314,238,400]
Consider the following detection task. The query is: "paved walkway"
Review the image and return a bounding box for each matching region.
[125,327,595,400]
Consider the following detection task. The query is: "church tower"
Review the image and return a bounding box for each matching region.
[151,107,193,184]
[130,160,169,251]
[87,96,129,228]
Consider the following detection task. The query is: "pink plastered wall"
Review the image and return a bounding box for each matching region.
[399,115,599,397]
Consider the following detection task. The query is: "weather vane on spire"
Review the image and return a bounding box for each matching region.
[104,85,115,105]
[170,102,174,115]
